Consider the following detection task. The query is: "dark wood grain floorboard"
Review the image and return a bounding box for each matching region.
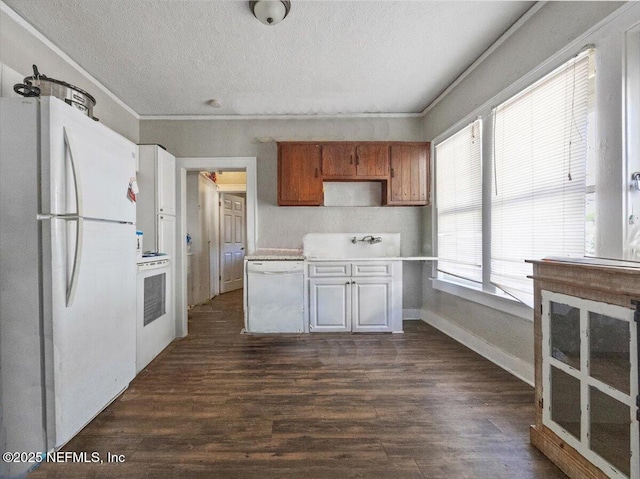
[28,289,566,479]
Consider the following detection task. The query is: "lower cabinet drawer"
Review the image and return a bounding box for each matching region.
[308,263,350,277]
[352,262,392,276]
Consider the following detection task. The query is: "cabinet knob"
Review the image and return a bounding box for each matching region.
[391,168,395,178]
[315,168,319,178]
[350,155,353,165]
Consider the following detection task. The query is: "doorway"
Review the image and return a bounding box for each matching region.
[175,157,257,338]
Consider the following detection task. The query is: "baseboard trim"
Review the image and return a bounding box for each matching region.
[421,309,534,386]
[402,309,423,320]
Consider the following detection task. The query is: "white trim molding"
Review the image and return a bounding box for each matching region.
[421,308,534,386]
[140,112,423,121]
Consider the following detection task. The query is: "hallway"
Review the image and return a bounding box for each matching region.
[30,290,565,479]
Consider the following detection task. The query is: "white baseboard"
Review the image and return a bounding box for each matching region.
[402,308,423,320]
[421,309,534,386]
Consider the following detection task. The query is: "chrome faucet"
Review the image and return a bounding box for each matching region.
[351,235,383,244]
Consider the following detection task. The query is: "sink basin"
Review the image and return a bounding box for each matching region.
[303,233,401,259]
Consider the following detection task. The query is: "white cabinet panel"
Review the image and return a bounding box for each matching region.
[137,145,176,253]
[307,261,401,333]
[352,277,392,332]
[352,262,392,277]
[308,263,350,277]
[156,147,176,216]
[309,278,351,332]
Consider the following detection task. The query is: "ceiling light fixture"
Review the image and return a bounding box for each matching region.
[250,1,291,26]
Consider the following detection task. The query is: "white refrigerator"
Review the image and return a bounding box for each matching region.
[0,97,137,475]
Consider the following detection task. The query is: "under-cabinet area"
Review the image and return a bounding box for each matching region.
[277,141,430,207]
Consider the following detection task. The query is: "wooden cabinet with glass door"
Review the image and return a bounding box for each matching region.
[528,259,640,479]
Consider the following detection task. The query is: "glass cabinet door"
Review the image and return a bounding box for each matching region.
[542,291,638,479]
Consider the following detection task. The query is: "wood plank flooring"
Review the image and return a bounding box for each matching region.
[29,290,566,479]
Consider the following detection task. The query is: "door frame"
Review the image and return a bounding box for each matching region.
[175,157,257,338]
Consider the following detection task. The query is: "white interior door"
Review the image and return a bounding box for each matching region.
[219,193,245,293]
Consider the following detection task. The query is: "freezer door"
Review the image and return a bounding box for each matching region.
[47,218,136,447]
[42,97,136,222]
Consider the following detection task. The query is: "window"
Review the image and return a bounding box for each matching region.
[435,121,482,283]
[434,50,594,309]
[491,50,591,305]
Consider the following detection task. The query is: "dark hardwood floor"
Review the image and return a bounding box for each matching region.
[29,290,566,479]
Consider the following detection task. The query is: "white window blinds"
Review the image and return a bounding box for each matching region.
[436,120,483,283]
[491,50,592,306]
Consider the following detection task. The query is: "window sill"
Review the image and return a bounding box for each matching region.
[430,277,533,322]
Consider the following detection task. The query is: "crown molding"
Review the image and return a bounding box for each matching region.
[139,112,424,121]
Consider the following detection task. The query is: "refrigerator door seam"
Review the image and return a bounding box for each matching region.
[66,217,83,307]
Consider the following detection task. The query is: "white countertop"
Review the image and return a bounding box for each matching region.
[245,250,437,262]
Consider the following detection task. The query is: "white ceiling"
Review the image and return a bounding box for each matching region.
[4,0,535,117]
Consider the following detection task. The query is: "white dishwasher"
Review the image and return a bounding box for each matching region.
[245,260,304,333]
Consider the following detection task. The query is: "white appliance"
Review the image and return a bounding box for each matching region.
[245,261,305,333]
[136,256,173,373]
[0,97,137,475]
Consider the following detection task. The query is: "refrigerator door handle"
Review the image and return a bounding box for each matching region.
[63,127,83,218]
[66,217,84,307]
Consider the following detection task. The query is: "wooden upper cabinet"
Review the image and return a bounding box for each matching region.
[386,144,430,206]
[356,144,389,178]
[277,141,430,207]
[321,143,356,178]
[278,143,323,206]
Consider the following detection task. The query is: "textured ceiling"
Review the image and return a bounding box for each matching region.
[4,0,534,116]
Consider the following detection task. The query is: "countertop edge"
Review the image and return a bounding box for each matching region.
[245,256,437,261]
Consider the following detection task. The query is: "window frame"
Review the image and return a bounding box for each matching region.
[431,48,595,322]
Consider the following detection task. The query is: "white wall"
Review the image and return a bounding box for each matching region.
[0,4,139,142]
[421,1,635,383]
[140,117,426,308]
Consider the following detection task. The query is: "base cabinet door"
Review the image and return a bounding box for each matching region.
[352,277,392,332]
[309,278,351,332]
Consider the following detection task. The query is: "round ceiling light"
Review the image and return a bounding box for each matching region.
[250,1,291,26]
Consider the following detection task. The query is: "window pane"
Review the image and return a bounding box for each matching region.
[589,386,630,477]
[550,301,581,370]
[589,312,630,395]
[436,121,482,283]
[491,51,592,303]
[550,366,581,440]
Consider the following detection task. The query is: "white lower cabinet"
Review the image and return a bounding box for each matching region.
[309,278,352,332]
[308,261,401,333]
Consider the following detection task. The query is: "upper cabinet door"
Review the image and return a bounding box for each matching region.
[156,147,176,215]
[387,144,430,206]
[278,143,323,206]
[320,143,357,178]
[356,144,389,178]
